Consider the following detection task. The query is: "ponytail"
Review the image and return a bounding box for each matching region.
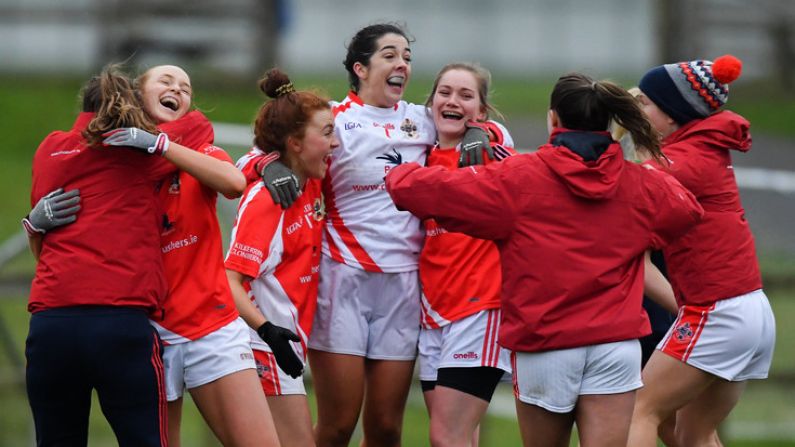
[551,73,663,163]
[83,64,158,146]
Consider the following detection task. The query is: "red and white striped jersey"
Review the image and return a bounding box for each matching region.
[420,130,516,329]
[323,91,436,273]
[224,180,324,356]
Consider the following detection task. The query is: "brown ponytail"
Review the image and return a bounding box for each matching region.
[83,64,158,146]
[253,68,330,154]
[551,73,663,163]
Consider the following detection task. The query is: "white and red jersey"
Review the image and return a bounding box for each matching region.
[224,179,324,357]
[150,111,240,344]
[420,133,515,329]
[323,91,436,273]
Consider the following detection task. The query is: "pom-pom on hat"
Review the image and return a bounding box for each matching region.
[639,55,742,124]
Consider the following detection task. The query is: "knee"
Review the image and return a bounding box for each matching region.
[675,426,722,447]
[364,423,402,447]
[316,425,356,447]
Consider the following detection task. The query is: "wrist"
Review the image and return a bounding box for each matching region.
[150,133,170,156]
[21,216,44,237]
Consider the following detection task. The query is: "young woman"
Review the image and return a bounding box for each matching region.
[102,65,280,447]
[627,55,776,447]
[225,68,338,447]
[417,62,514,447]
[385,73,704,447]
[25,67,170,447]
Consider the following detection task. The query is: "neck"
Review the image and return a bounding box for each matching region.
[283,155,307,189]
[357,87,396,109]
[438,134,463,149]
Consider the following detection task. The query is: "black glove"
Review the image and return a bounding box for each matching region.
[458,121,495,167]
[256,321,304,378]
[259,159,300,210]
[22,188,81,235]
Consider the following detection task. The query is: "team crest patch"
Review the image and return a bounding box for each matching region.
[313,196,326,221]
[401,118,418,138]
[674,322,694,343]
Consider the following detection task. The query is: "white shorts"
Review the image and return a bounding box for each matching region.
[308,255,420,360]
[418,309,512,381]
[253,348,306,396]
[162,318,256,401]
[658,289,775,381]
[512,340,642,413]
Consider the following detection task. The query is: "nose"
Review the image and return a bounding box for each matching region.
[330,135,340,149]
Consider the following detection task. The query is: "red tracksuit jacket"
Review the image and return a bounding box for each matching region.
[659,111,762,306]
[386,129,704,353]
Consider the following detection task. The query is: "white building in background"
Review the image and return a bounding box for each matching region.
[0,0,790,78]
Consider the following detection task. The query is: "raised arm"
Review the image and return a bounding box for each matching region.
[386,160,517,241]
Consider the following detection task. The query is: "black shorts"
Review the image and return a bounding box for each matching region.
[420,366,505,402]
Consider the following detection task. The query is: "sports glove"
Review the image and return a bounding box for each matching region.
[256,321,304,378]
[22,188,81,235]
[258,158,301,210]
[458,121,494,167]
[102,128,170,156]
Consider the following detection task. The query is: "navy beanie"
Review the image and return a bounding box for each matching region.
[639,55,743,125]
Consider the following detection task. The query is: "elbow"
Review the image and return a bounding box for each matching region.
[222,170,247,199]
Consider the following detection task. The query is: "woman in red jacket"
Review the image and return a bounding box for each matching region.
[627,56,776,447]
[101,65,280,447]
[386,73,704,447]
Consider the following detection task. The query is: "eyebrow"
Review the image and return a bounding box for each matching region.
[158,74,192,91]
[377,45,411,53]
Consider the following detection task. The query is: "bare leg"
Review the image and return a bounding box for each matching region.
[267,394,315,447]
[360,358,415,447]
[575,391,635,447]
[189,368,280,447]
[309,349,365,447]
[167,398,183,447]
[627,352,715,447]
[674,380,745,446]
[428,385,490,447]
[515,400,574,447]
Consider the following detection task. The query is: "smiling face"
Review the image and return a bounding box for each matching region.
[430,69,486,148]
[139,65,192,124]
[354,33,412,108]
[286,109,338,181]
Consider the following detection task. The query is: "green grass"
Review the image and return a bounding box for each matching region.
[2,289,794,445]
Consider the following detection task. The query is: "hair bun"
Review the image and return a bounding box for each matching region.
[712,54,742,84]
[258,68,294,99]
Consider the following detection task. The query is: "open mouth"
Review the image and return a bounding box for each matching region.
[386,76,405,88]
[160,96,179,112]
[441,111,464,120]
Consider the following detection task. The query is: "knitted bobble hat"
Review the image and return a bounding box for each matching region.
[639,55,743,125]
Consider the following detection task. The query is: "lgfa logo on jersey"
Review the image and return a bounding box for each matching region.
[674,322,694,343]
[377,148,403,174]
[344,121,362,131]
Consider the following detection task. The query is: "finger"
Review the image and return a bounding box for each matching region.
[485,144,495,160]
[56,189,81,201]
[53,204,81,217]
[53,215,78,226]
[102,134,125,146]
[51,196,81,210]
[265,183,282,205]
[44,188,65,199]
[276,185,290,209]
[474,147,483,166]
[286,183,299,206]
[284,329,300,342]
[101,129,126,138]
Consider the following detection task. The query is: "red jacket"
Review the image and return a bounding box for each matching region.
[386,129,703,352]
[660,111,762,306]
[29,113,174,313]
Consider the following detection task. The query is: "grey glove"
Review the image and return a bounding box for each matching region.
[256,321,304,378]
[458,122,494,167]
[260,160,300,210]
[22,188,81,235]
[102,128,170,156]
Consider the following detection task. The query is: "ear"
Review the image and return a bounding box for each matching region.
[547,109,560,134]
[353,61,368,82]
[476,105,487,122]
[286,135,302,154]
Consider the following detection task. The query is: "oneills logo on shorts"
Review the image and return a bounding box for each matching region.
[453,351,479,360]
